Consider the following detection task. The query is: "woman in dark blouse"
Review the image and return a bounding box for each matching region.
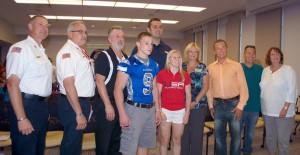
[181,42,209,155]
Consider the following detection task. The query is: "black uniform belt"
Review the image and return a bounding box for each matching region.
[60,94,92,100]
[21,92,49,102]
[127,100,154,109]
[214,95,240,102]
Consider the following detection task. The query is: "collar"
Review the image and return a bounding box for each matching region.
[166,68,180,76]
[26,36,44,50]
[67,39,81,51]
[214,58,230,65]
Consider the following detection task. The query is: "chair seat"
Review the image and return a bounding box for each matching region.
[0,131,11,147]
[295,114,300,121]
[255,117,264,128]
[45,131,63,148]
[203,126,210,134]
[205,121,229,132]
[82,133,95,150]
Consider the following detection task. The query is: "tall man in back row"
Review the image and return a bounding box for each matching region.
[6,15,52,155]
[131,18,171,70]
[207,39,249,155]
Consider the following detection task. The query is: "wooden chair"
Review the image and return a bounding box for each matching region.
[204,121,229,155]
[293,95,300,135]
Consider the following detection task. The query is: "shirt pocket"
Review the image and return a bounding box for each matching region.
[26,57,51,78]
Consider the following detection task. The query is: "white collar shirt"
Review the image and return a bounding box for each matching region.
[56,39,95,97]
[6,36,52,97]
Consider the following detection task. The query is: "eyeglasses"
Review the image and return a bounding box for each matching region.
[70,30,88,35]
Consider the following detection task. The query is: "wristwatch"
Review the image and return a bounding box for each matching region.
[284,106,288,110]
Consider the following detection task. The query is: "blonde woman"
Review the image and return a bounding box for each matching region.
[157,50,191,155]
[180,43,209,155]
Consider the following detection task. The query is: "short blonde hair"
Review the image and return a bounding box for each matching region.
[183,42,202,63]
[165,50,185,82]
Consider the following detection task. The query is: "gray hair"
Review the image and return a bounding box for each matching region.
[108,25,123,37]
[67,21,85,32]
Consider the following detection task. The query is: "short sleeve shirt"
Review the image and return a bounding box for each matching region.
[117,56,159,104]
[157,69,191,110]
[56,39,95,97]
[94,47,128,97]
[6,36,52,97]
[182,63,208,106]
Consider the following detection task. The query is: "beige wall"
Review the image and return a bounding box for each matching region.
[204,21,217,65]
[225,11,244,62]
[0,18,18,44]
[255,8,281,67]
[282,3,300,93]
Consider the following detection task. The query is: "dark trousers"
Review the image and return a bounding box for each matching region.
[181,105,207,155]
[94,97,121,155]
[58,95,90,155]
[8,97,49,155]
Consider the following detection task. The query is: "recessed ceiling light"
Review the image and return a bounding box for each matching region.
[108,18,131,22]
[15,0,48,4]
[161,20,178,24]
[83,17,107,21]
[115,2,147,8]
[49,0,81,5]
[84,1,115,7]
[30,15,57,19]
[131,19,149,23]
[30,15,178,24]
[174,6,206,12]
[145,4,177,10]
[57,16,82,20]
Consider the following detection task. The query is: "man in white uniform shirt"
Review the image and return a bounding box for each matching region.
[6,15,52,155]
[56,21,95,155]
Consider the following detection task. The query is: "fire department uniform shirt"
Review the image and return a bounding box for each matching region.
[56,39,95,97]
[157,69,191,110]
[6,36,52,97]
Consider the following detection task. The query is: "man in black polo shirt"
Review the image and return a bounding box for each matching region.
[131,18,172,70]
[93,25,128,155]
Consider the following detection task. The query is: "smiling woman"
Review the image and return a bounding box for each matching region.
[260,47,298,155]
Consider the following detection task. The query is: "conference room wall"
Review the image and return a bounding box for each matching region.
[282,3,300,94]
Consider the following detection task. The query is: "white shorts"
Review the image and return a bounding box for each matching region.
[162,108,186,124]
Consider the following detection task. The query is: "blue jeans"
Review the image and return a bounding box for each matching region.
[214,99,240,155]
[240,111,259,153]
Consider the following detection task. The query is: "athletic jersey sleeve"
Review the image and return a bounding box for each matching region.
[117,59,132,75]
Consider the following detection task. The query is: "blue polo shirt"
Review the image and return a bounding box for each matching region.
[131,40,171,71]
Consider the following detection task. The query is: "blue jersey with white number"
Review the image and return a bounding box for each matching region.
[117,56,159,104]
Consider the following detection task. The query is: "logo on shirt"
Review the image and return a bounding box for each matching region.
[12,47,22,53]
[62,53,71,59]
[165,82,184,89]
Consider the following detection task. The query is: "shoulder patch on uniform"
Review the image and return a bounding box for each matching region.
[12,47,22,53]
[62,53,71,59]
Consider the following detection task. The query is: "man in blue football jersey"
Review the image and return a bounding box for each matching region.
[114,32,161,155]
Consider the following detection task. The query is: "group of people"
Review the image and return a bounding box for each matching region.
[4,14,298,155]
